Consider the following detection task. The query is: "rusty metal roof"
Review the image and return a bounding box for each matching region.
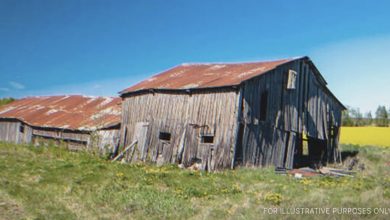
[0,95,121,131]
[120,58,296,94]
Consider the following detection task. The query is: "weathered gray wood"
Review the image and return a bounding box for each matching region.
[0,119,120,154]
[0,120,33,144]
[132,122,149,161]
[239,59,344,169]
[120,89,239,170]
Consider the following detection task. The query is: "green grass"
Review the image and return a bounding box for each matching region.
[1,142,390,219]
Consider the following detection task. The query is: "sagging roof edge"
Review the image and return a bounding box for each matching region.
[119,56,346,110]
[118,57,301,97]
[119,85,240,98]
[0,117,121,133]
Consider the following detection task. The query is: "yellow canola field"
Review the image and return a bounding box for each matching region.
[340,127,390,147]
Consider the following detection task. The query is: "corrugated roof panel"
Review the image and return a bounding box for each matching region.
[120,58,296,94]
[0,95,121,131]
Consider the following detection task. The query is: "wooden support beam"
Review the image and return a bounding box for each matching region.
[112,140,138,162]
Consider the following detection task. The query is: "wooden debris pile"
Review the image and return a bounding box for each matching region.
[283,167,357,178]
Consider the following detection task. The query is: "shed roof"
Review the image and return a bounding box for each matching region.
[120,58,296,94]
[0,95,121,131]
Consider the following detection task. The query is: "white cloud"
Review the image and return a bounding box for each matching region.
[9,81,25,90]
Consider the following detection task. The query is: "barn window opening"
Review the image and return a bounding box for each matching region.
[159,132,171,141]
[260,91,268,121]
[287,69,297,89]
[201,135,214,144]
[19,125,25,133]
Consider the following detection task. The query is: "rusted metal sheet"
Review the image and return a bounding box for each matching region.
[0,95,121,131]
[120,58,295,94]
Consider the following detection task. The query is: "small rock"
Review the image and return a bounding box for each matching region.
[294,173,303,179]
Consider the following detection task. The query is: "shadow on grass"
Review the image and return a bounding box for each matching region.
[341,150,359,162]
[293,148,360,169]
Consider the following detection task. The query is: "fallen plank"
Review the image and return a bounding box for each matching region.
[288,169,320,177]
[328,171,354,177]
[112,140,138,162]
[319,167,354,177]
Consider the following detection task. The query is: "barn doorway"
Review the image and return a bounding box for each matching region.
[293,133,309,168]
[181,124,216,171]
[293,133,327,168]
[156,131,171,165]
[307,137,327,168]
[182,125,200,167]
[233,123,245,167]
[132,122,149,161]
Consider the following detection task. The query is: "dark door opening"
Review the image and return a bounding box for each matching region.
[293,133,327,169]
[233,123,245,167]
[308,137,327,168]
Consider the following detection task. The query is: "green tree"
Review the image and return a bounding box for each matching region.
[375,105,388,127]
[365,111,373,126]
[0,97,15,107]
[342,106,353,126]
[350,108,363,126]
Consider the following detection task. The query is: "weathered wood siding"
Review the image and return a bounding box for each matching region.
[32,128,90,150]
[120,89,239,170]
[303,61,343,163]
[0,120,21,143]
[0,119,119,153]
[32,128,90,142]
[239,61,297,168]
[32,128,120,152]
[96,129,120,153]
[0,120,32,144]
[239,59,344,168]
[20,124,33,144]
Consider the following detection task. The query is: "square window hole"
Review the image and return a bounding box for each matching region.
[201,135,214,144]
[159,132,171,141]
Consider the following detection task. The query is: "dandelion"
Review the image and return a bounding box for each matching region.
[264,192,283,205]
[300,178,312,186]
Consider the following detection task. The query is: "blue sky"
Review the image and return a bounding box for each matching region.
[1,0,390,113]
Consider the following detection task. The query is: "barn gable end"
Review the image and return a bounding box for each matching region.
[238,58,345,169]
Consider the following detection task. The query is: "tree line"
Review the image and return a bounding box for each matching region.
[0,97,15,107]
[342,105,389,127]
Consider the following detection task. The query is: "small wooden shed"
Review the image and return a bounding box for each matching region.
[0,95,121,153]
[118,56,345,171]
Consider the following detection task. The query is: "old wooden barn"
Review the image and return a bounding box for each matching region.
[118,56,345,171]
[0,95,121,153]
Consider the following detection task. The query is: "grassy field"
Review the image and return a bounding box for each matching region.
[340,127,390,147]
[1,142,390,219]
